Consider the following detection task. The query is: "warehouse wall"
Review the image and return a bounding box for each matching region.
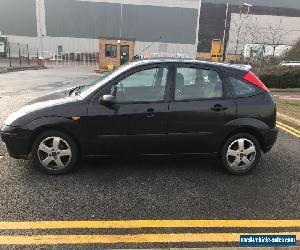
[6,36,197,58]
[202,0,300,10]
[0,0,37,37]
[44,0,121,39]
[6,35,99,54]
[1,0,300,56]
[226,14,300,54]
[135,42,195,58]
[44,0,198,44]
[198,2,300,53]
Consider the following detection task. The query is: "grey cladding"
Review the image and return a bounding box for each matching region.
[202,0,300,10]
[122,5,198,44]
[45,0,122,39]
[0,0,37,36]
[198,2,300,52]
[44,0,198,44]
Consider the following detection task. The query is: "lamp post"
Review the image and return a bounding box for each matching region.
[37,0,44,58]
[233,2,252,57]
[119,1,123,38]
[195,0,202,59]
[222,2,229,62]
[244,2,252,15]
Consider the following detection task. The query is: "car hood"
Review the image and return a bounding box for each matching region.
[4,88,80,126]
[26,87,74,105]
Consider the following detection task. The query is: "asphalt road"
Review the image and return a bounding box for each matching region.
[0,66,299,249]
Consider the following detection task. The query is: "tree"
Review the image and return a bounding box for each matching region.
[246,16,261,44]
[264,18,287,58]
[231,5,252,56]
[287,39,300,60]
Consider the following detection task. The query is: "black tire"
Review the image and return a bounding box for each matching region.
[221,133,261,175]
[31,130,79,174]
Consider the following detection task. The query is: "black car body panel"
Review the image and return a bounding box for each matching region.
[1,59,278,160]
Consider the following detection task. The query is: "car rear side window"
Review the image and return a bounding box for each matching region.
[175,67,223,101]
[227,76,258,97]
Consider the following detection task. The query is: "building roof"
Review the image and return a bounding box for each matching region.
[99,37,136,41]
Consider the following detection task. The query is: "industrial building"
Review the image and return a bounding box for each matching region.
[0,0,200,62]
[198,0,300,60]
[0,0,300,64]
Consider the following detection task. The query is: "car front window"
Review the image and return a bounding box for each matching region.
[111,67,168,102]
[79,63,134,98]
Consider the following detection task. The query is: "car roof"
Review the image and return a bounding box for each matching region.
[128,58,251,72]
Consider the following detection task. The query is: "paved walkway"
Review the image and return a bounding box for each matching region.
[273,92,300,104]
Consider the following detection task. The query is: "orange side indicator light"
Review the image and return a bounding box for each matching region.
[72,116,81,121]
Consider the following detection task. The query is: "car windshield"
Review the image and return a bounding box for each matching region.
[78,63,134,98]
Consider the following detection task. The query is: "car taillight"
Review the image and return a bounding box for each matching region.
[243,71,269,92]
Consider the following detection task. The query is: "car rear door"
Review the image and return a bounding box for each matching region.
[167,63,236,154]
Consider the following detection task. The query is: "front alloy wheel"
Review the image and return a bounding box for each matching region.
[38,136,72,170]
[32,130,78,174]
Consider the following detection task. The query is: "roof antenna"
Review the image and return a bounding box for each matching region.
[131,36,162,61]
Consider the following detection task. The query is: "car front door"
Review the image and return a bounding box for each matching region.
[87,64,171,155]
[167,64,236,154]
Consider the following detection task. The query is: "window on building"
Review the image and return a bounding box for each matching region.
[58,45,63,54]
[105,44,117,58]
[175,67,223,101]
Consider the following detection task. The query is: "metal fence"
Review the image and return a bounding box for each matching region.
[46,51,99,67]
[0,42,40,67]
[0,42,100,68]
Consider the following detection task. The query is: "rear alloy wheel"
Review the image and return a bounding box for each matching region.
[32,130,78,174]
[221,133,261,175]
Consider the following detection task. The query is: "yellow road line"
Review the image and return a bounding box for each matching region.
[277,121,300,135]
[0,232,299,245]
[277,124,300,138]
[0,220,299,230]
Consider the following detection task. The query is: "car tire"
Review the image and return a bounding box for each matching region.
[31,130,78,174]
[221,133,261,175]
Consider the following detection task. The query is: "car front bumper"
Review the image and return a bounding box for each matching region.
[1,125,31,159]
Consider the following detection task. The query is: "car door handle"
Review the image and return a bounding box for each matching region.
[146,108,155,117]
[211,104,228,112]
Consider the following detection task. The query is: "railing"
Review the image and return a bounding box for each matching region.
[0,42,40,67]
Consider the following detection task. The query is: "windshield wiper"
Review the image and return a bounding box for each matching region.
[69,85,85,96]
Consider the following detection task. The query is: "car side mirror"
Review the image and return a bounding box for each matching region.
[99,94,116,105]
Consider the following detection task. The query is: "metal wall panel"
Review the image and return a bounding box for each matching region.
[44,0,122,39]
[135,41,196,58]
[198,2,300,53]
[202,0,300,10]
[7,35,196,58]
[227,14,300,54]
[0,0,37,37]
[78,0,199,9]
[122,4,198,44]
[44,0,198,45]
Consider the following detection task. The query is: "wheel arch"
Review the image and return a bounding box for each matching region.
[219,126,264,155]
[28,124,82,157]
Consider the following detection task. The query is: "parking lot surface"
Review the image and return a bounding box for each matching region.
[0,66,299,248]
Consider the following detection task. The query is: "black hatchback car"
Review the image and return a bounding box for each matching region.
[1,59,278,174]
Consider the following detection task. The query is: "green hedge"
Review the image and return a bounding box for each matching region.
[259,66,300,88]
